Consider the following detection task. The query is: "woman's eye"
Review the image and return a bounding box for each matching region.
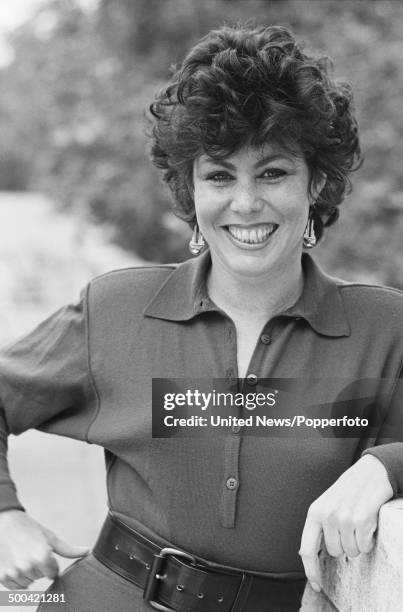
[206,172,233,183]
[260,168,287,180]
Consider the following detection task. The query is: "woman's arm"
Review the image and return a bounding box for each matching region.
[361,373,403,495]
[0,509,88,589]
[299,371,403,592]
[0,291,97,588]
[299,453,393,592]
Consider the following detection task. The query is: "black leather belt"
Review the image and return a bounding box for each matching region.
[93,514,306,612]
[92,513,306,612]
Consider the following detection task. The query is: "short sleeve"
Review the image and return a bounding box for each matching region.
[0,289,98,512]
[362,368,403,496]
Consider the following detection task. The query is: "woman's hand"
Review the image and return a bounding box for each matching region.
[299,454,394,593]
[0,510,89,589]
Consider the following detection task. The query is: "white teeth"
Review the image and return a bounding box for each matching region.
[227,224,276,244]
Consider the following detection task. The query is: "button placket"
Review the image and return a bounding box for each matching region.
[219,318,245,529]
[242,321,277,390]
[239,320,276,386]
[224,321,237,383]
[220,434,242,529]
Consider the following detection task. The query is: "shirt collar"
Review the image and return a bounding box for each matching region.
[143,250,351,337]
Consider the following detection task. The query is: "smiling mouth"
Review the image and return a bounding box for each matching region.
[225,224,278,245]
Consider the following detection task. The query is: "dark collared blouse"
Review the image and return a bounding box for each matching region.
[0,252,402,575]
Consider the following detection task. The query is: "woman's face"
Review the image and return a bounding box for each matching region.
[193,142,312,279]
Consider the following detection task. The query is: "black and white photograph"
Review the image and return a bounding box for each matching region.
[0,1,402,611]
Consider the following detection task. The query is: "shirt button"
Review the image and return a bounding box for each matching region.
[260,334,271,345]
[246,374,258,386]
[226,368,235,379]
[226,477,238,491]
[231,424,241,434]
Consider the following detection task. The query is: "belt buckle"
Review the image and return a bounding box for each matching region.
[143,547,197,611]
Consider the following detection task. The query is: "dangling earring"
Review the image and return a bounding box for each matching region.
[189,223,205,255]
[303,208,317,249]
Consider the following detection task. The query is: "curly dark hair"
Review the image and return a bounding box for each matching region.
[149,24,362,241]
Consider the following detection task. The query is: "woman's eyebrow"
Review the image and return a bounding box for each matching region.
[198,153,293,170]
[198,158,236,170]
[254,154,293,168]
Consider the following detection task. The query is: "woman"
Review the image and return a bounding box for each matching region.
[0,24,402,612]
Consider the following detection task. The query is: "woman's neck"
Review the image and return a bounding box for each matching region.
[207,256,304,321]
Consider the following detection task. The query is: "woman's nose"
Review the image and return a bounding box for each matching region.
[229,185,264,215]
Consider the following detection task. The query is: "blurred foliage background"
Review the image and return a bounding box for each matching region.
[0,0,402,286]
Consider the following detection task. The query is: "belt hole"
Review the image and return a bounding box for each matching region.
[218,595,224,602]
[129,554,136,560]
[197,593,204,599]
[176,584,184,592]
